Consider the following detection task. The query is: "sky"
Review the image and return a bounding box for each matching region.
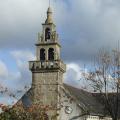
[0,0,120,105]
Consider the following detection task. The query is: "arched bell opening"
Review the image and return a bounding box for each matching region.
[40,48,45,61]
[45,28,51,41]
[48,48,54,61]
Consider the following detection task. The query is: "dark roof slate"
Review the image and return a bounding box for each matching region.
[64,84,105,116]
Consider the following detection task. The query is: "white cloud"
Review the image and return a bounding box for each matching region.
[10,50,35,87]
[11,50,35,70]
[0,60,8,78]
[0,50,35,105]
[64,63,90,89]
[11,50,35,61]
[64,63,83,88]
[66,63,82,81]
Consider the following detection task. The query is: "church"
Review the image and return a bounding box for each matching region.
[19,6,119,120]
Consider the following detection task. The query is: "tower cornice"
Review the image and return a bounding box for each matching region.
[29,60,66,73]
[42,23,56,27]
[35,42,61,48]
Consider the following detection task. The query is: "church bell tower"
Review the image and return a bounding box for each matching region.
[29,7,66,119]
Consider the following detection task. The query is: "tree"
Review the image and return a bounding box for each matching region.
[83,49,120,120]
[0,104,49,120]
[0,84,49,120]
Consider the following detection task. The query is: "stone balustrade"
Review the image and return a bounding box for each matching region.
[29,60,66,72]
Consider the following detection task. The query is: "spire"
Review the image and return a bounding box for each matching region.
[45,6,53,24]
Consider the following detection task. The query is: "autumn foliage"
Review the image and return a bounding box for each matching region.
[0,103,49,120]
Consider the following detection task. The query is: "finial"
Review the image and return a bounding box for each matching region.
[45,1,53,24]
[49,0,50,7]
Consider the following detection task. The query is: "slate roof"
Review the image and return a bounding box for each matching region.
[64,84,104,116]
[20,83,120,118]
[64,84,120,118]
[22,94,32,108]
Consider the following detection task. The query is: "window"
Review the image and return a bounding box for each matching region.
[40,48,45,60]
[48,48,54,61]
[45,28,51,41]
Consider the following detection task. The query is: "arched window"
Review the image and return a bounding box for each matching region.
[40,48,45,61]
[45,28,51,41]
[48,48,54,61]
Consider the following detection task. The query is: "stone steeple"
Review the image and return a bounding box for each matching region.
[29,6,66,120]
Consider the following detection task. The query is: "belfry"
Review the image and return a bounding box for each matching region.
[29,7,66,119]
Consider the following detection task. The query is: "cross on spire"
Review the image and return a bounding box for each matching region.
[49,0,51,7]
